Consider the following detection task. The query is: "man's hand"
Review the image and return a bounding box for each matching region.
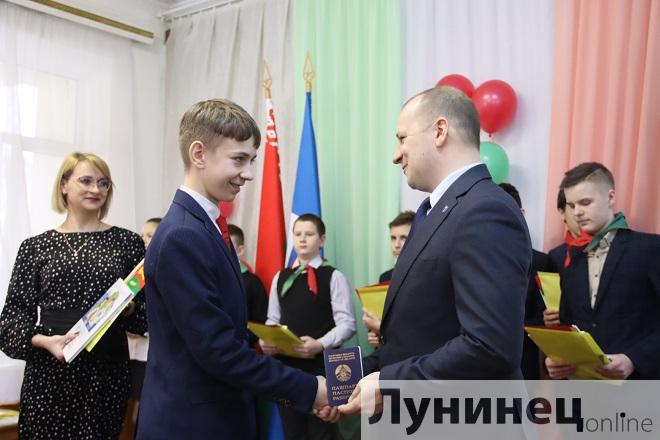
[545,357,577,379]
[543,309,560,326]
[312,376,342,423]
[338,372,382,416]
[594,354,635,380]
[258,339,279,356]
[31,333,78,362]
[293,336,324,359]
[367,330,380,348]
[362,309,381,332]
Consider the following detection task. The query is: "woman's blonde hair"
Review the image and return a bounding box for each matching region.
[51,152,114,219]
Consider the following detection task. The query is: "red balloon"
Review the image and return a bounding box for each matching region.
[472,80,517,134]
[436,74,475,97]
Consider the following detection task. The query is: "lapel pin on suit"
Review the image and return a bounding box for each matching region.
[442,205,449,213]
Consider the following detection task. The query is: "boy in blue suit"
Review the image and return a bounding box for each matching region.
[137,99,329,439]
[546,162,660,380]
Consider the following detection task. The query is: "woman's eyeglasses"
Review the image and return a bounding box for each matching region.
[76,176,112,191]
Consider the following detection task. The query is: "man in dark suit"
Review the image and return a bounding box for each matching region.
[338,87,532,415]
[546,162,660,380]
[137,99,328,439]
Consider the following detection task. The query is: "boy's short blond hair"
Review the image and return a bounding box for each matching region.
[179,99,261,169]
[51,152,113,219]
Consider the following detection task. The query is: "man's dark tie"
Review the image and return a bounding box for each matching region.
[406,197,432,243]
[215,215,233,250]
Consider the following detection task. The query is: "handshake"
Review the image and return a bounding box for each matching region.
[311,372,383,423]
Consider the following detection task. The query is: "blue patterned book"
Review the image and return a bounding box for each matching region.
[323,346,363,406]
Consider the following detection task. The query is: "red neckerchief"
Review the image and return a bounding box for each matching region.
[564,230,593,268]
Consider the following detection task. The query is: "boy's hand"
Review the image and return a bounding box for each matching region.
[258,338,279,356]
[545,357,577,379]
[543,309,560,326]
[594,354,635,379]
[294,336,324,359]
[362,309,381,332]
[367,330,380,348]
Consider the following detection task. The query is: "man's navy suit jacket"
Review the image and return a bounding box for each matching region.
[559,229,660,378]
[363,165,532,380]
[137,190,317,439]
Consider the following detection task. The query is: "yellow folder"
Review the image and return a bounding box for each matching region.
[537,271,561,310]
[525,325,610,380]
[356,284,388,320]
[247,322,304,358]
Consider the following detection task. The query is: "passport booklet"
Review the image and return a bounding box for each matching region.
[324,346,363,406]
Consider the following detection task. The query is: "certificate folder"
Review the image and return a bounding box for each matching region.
[525,325,610,380]
[247,322,304,358]
[356,283,388,319]
[536,271,561,310]
[62,279,135,363]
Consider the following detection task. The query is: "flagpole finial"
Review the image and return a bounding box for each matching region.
[262,59,272,99]
[303,52,315,92]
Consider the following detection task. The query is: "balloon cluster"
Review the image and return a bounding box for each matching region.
[435,74,517,183]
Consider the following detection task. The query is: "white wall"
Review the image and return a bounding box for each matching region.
[400,0,555,250]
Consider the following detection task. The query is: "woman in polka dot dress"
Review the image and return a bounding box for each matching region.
[0,152,147,439]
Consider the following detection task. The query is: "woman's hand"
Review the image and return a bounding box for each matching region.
[121,301,136,317]
[31,333,78,362]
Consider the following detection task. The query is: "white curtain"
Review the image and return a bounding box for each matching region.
[0,2,140,399]
[163,0,295,265]
[400,0,555,248]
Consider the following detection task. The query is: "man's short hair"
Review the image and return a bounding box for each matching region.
[146,217,162,225]
[179,99,261,169]
[556,189,566,211]
[498,183,522,209]
[294,213,326,236]
[227,224,244,246]
[560,162,615,191]
[389,211,415,229]
[405,86,481,148]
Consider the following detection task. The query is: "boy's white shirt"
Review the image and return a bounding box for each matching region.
[266,254,356,349]
[179,185,222,235]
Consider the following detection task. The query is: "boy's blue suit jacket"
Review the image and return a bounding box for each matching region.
[137,190,317,440]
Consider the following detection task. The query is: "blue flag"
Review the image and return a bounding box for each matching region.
[286,91,322,266]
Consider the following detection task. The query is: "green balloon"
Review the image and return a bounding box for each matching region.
[479,141,509,184]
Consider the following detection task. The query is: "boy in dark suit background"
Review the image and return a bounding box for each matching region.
[228,223,268,346]
[546,162,660,380]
